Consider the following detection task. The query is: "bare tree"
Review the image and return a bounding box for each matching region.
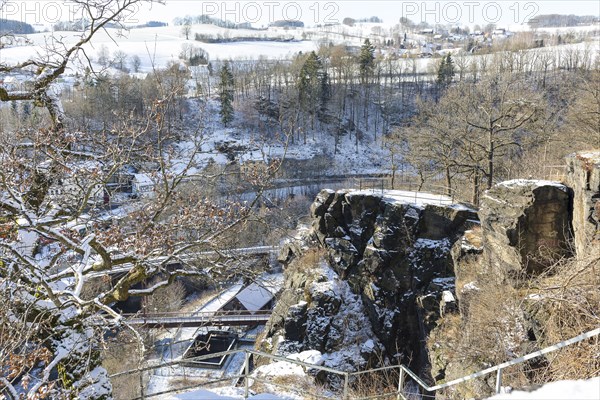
[404,74,547,203]
[181,21,192,40]
[0,1,280,398]
[566,69,600,149]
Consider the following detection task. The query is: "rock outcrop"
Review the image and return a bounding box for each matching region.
[565,151,600,257]
[266,189,477,373]
[262,152,598,398]
[478,180,573,281]
[432,174,594,399]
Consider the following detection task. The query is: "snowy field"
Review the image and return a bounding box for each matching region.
[0,24,317,74]
[1,22,598,78]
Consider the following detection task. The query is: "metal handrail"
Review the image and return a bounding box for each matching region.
[398,327,600,395]
[123,309,273,318]
[114,327,600,400]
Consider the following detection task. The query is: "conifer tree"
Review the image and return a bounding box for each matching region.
[359,39,375,84]
[297,51,328,132]
[437,53,455,87]
[219,62,234,126]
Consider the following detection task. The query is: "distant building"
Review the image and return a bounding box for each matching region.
[222,276,282,314]
[43,161,105,205]
[131,173,155,197]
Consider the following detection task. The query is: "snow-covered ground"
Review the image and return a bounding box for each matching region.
[169,386,293,399]
[170,98,391,177]
[487,376,600,399]
[0,24,316,74]
[2,21,597,79]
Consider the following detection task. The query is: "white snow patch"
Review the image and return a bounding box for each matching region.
[463,281,480,291]
[442,290,455,303]
[287,350,323,365]
[496,180,567,191]
[347,189,453,208]
[486,377,600,399]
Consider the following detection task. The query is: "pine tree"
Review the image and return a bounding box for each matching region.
[297,51,328,132]
[358,39,376,134]
[219,62,234,126]
[437,54,455,87]
[358,39,375,84]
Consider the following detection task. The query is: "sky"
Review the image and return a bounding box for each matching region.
[1,0,599,29]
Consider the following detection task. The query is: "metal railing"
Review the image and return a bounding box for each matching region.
[396,327,600,398]
[123,310,272,328]
[113,327,600,400]
[347,177,460,207]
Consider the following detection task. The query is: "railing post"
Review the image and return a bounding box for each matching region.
[244,351,250,399]
[139,370,145,400]
[495,368,503,394]
[343,372,350,399]
[397,366,405,400]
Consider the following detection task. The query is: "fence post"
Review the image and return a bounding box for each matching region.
[139,370,145,400]
[343,372,350,399]
[397,367,405,400]
[244,351,250,398]
[495,368,503,394]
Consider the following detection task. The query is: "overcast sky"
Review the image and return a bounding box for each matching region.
[2,1,599,28]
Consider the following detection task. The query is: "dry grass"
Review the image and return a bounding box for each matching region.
[463,226,483,248]
[347,370,402,400]
[523,250,600,381]
[429,247,600,399]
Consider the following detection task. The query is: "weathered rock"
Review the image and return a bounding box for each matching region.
[565,151,600,257]
[283,301,308,341]
[479,180,573,280]
[306,189,477,369]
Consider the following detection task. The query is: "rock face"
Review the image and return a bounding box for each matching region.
[565,152,600,257]
[263,249,385,379]
[263,155,596,397]
[478,180,573,280]
[292,189,477,370]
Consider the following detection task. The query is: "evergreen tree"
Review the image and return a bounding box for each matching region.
[297,51,328,131]
[437,53,456,87]
[219,62,234,126]
[358,39,375,84]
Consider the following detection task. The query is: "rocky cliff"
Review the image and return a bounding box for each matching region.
[261,152,599,397]
[430,155,599,398]
[265,189,477,375]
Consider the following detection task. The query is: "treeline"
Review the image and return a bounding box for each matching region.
[0,18,34,34]
[174,14,254,30]
[54,19,167,31]
[342,16,383,26]
[269,20,304,28]
[391,55,599,204]
[61,39,598,204]
[194,33,294,43]
[530,14,598,28]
